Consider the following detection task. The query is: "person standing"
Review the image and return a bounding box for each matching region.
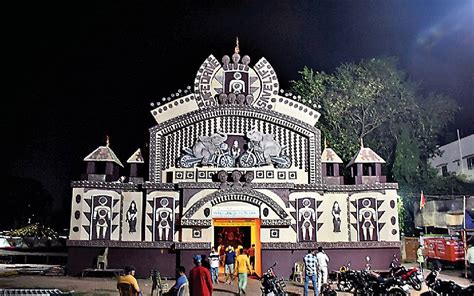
[235,248,252,295]
[466,242,474,283]
[416,244,425,274]
[218,241,226,267]
[316,246,329,291]
[248,244,256,274]
[303,250,319,296]
[189,255,213,296]
[209,246,220,284]
[224,246,236,284]
[117,266,142,296]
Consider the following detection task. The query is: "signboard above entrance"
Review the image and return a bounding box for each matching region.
[212,206,259,218]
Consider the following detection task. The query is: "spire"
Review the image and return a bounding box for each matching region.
[106,135,110,147]
[360,137,364,148]
[234,37,240,54]
[324,137,327,149]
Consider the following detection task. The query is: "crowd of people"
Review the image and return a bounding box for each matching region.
[117,244,256,296]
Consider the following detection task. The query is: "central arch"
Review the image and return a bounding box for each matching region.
[183,187,288,219]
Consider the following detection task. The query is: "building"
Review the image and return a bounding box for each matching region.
[429,134,474,181]
[67,44,401,278]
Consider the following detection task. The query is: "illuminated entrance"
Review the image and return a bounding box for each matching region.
[213,218,261,276]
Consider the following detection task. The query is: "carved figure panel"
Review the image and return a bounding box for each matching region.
[153,197,174,241]
[332,201,342,233]
[91,195,112,240]
[178,127,291,169]
[357,198,378,241]
[297,198,316,242]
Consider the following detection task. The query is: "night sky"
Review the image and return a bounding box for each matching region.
[6,1,473,219]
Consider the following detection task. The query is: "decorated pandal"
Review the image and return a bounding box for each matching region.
[67,42,400,278]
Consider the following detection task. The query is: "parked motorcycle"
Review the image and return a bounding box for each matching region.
[421,267,474,296]
[337,262,358,292]
[260,262,288,296]
[355,270,410,296]
[389,254,423,291]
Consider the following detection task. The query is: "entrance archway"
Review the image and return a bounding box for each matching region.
[213,218,261,276]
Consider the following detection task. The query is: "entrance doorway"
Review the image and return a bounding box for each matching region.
[213,218,261,276]
[214,226,252,250]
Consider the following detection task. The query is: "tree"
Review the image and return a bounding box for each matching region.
[291,57,460,235]
[291,57,458,172]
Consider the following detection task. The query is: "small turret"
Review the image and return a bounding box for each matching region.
[321,139,344,185]
[127,148,145,184]
[346,138,386,184]
[82,137,123,182]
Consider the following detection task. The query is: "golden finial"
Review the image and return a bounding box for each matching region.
[234,37,240,54]
[324,137,327,149]
[360,137,364,148]
[106,135,110,147]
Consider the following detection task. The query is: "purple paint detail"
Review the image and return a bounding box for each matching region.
[378,222,386,231]
[317,222,323,231]
[290,212,297,220]
[289,200,296,209]
[67,247,176,278]
[350,211,357,219]
[84,213,91,222]
[378,210,385,219]
[377,200,384,208]
[112,213,118,220]
[351,200,357,208]
[290,224,297,232]
[316,200,322,208]
[351,223,358,230]
[85,199,92,208]
[316,211,323,219]
[113,199,119,207]
[147,213,153,220]
[148,200,154,208]
[82,225,90,234]
[147,225,153,233]
[112,225,118,233]
[261,247,400,279]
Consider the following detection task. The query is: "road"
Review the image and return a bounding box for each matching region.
[0,263,472,295]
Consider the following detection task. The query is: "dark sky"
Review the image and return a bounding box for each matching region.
[6,0,474,215]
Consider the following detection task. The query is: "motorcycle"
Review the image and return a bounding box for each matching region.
[337,262,358,292]
[389,254,423,291]
[239,143,291,168]
[421,267,474,296]
[179,145,235,168]
[260,262,288,296]
[355,269,410,296]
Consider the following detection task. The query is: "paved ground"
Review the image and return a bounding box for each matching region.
[0,263,472,295]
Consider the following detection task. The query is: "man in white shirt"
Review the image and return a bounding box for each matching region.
[209,246,220,284]
[316,246,329,290]
[467,242,474,283]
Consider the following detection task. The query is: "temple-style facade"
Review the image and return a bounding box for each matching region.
[67,45,400,278]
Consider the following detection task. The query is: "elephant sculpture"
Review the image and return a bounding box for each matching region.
[192,131,228,164]
[245,128,282,164]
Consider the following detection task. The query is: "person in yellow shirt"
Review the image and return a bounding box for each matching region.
[117,266,142,296]
[234,248,252,295]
